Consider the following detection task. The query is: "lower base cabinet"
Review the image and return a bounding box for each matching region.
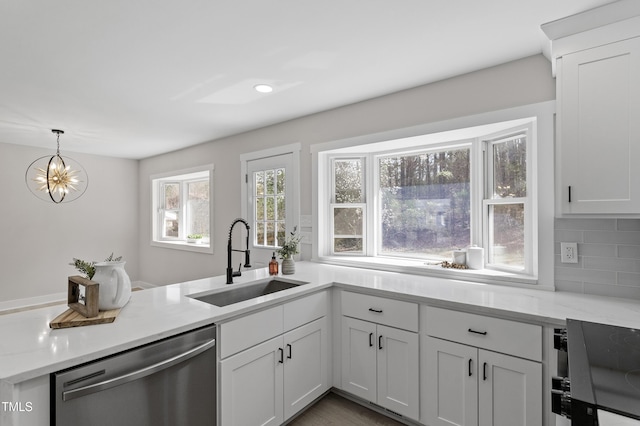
[220,317,328,426]
[422,336,542,426]
[341,316,419,420]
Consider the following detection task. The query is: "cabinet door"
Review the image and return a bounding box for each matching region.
[220,336,284,426]
[341,316,377,401]
[377,324,419,420]
[422,336,478,426]
[283,317,329,420]
[559,37,640,214]
[478,350,542,426]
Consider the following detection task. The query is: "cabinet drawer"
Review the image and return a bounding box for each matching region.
[284,291,328,332]
[424,306,542,361]
[342,291,418,332]
[220,305,283,359]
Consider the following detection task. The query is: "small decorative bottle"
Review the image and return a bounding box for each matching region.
[269,252,279,276]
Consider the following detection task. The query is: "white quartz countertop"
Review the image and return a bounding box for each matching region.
[2,261,640,385]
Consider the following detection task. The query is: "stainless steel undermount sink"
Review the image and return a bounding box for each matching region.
[188,277,309,307]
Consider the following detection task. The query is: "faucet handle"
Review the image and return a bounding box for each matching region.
[232,263,242,277]
[244,249,251,268]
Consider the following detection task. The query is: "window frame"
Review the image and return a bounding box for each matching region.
[329,156,367,256]
[240,143,302,260]
[482,128,533,274]
[151,164,214,254]
[312,109,549,287]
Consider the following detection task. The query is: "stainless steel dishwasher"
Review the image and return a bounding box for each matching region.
[52,325,216,426]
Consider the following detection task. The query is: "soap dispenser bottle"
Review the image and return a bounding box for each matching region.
[269,252,279,276]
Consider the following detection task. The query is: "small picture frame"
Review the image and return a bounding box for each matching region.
[68,276,99,318]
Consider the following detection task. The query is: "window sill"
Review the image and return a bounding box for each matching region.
[151,240,213,254]
[314,255,540,288]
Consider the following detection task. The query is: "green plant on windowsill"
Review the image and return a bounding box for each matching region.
[187,234,204,243]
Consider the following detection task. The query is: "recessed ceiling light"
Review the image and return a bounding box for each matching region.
[254,84,273,93]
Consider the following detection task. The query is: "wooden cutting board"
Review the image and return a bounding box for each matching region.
[49,308,121,329]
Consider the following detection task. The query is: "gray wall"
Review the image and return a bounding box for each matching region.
[4,52,636,303]
[555,219,640,299]
[138,54,556,286]
[0,143,139,303]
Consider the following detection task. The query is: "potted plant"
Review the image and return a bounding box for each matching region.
[187,233,203,244]
[277,229,302,275]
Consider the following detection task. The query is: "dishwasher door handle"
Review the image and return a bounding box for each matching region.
[63,337,216,401]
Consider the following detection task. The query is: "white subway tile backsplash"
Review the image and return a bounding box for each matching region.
[554,230,583,242]
[554,218,640,300]
[617,219,640,231]
[555,218,616,231]
[584,230,640,245]
[577,243,616,258]
[554,279,584,293]
[618,245,640,259]
[583,282,640,299]
[618,272,640,287]
[555,266,616,284]
[583,257,640,273]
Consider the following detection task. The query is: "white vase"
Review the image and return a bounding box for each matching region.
[282,258,295,275]
[93,261,132,310]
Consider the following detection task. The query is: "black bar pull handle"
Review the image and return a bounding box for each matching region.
[369,332,374,347]
[568,186,572,203]
[483,362,488,381]
[287,344,292,359]
[468,328,488,336]
[278,348,284,364]
[369,308,383,313]
[468,359,473,377]
[378,335,383,350]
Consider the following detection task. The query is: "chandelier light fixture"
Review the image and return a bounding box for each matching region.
[25,129,88,203]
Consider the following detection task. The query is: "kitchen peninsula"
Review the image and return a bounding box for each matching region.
[2,262,640,426]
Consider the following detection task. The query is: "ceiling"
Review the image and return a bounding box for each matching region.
[0,0,614,159]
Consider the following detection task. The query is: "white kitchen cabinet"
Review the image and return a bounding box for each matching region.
[341,316,419,420]
[422,306,543,426]
[221,317,328,425]
[220,334,284,426]
[557,36,640,215]
[478,349,542,426]
[341,316,377,402]
[219,291,329,426]
[283,318,328,419]
[423,336,542,426]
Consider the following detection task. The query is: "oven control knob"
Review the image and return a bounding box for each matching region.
[551,390,572,418]
[554,328,568,351]
[552,376,571,392]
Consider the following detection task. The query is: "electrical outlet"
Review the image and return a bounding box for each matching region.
[560,242,578,263]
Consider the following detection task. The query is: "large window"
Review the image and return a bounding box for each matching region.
[151,165,213,253]
[318,119,536,278]
[378,146,470,259]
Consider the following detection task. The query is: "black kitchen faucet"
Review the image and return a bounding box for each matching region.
[226,218,251,284]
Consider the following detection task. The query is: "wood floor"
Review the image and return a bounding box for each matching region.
[288,392,405,426]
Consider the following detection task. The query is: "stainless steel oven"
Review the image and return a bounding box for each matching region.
[552,319,640,426]
[52,325,216,426]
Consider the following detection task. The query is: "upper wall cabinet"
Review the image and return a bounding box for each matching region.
[543,0,640,216]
